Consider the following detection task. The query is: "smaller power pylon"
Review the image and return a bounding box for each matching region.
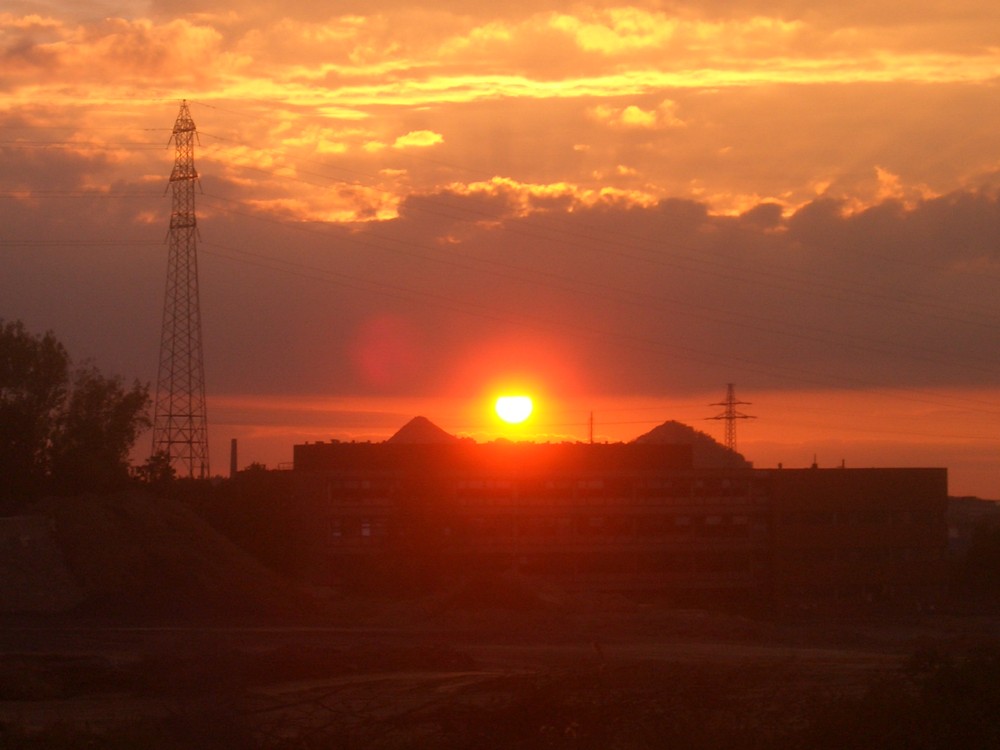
[708,383,755,455]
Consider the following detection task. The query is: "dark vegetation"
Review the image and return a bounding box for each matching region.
[0,320,149,507]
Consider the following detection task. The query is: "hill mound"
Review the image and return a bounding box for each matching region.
[0,515,85,613]
[634,420,750,468]
[386,416,458,444]
[3,491,317,620]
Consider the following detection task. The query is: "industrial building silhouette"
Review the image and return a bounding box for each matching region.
[292,417,948,610]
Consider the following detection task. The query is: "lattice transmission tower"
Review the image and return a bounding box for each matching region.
[151,100,210,478]
[708,383,755,456]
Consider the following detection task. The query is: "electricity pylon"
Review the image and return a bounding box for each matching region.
[151,100,210,478]
[708,383,755,456]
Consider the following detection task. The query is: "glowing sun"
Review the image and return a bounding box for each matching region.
[495,395,533,424]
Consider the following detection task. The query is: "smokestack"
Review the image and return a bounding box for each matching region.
[230,438,238,478]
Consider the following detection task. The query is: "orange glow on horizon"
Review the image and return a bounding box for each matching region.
[177,386,1000,497]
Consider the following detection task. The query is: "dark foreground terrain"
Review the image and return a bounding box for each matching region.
[3,492,1000,748]
[3,604,1000,749]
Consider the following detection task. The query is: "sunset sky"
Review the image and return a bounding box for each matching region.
[2,1,999,497]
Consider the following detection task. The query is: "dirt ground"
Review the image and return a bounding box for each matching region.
[3,493,998,747]
[3,606,998,749]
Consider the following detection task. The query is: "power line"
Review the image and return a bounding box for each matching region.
[5,100,999,426]
[193,191,1000,377]
[189,138,1000,331]
[6,112,1000,322]
[196,238,1000,418]
[189,184,1000,393]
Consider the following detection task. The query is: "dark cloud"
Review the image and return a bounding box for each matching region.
[397,187,515,227]
[0,146,118,192]
[738,202,783,229]
[4,175,999,403]
[198,186,1000,396]
[0,32,60,74]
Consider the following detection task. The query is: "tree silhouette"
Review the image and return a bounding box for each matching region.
[0,320,69,498]
[0,320,150,502]
[49,365,151,493]
[134,450,177,487]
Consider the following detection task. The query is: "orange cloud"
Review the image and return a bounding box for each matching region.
[3,5,999,222]
[550,8,681,54]
[0,13,60,31]
[243,178,400,222]
[446,175,657,217]
[589,100,685,129]
[392,130,444,149]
